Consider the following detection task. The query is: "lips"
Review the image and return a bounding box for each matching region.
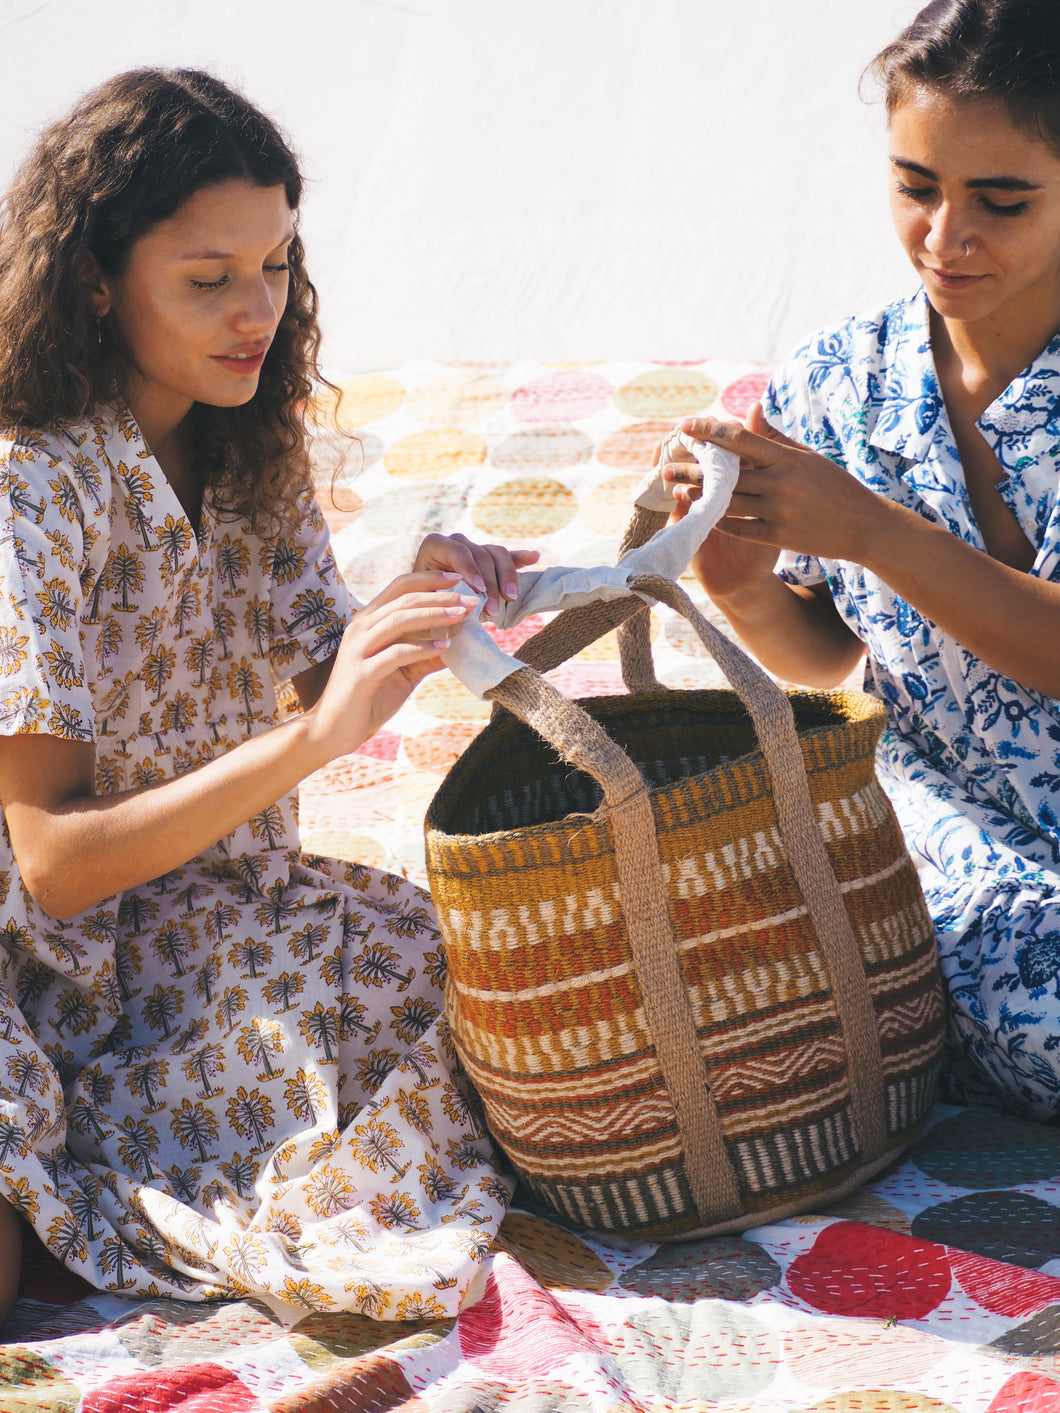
[924,266,985,290]
[213,346,269,373]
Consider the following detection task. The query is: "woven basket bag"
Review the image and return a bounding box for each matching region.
[425,512,946,1241]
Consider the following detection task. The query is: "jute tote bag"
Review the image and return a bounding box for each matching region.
[425,447,946,1241]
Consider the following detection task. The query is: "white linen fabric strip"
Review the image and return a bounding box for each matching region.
[442,431,738,698]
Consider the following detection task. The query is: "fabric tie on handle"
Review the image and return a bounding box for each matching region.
[443,432,737,698]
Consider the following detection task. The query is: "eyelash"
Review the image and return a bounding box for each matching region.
[895,181,1030,217]
[190,262,290,291]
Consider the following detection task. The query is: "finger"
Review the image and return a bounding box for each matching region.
[745,400,803,449]
[678,416,785,466]
[367,570,463,611]
[356,591,478,640]
[661,462,703,487]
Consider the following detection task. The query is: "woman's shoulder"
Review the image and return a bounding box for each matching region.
[770,291,924,410]
[779,292,919,377]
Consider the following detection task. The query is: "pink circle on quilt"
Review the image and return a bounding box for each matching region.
[483,615,545,656]
[355,730,401,762]
[510,372,613,423]
[721,372,772,419]
[459,1266,599,1379]
[949,1248,1060,1319]
[987,1372,1060,1412]
[784,1318,942,1387]
[544,662,627,698]
[786,1223,952,1321]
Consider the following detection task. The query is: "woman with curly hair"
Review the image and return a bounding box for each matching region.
[664,0,1060,1123]
[0,68,533,1321]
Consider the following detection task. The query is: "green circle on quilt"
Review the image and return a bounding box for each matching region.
[986,1304,1060,1360]
[291,1311,453,1369]
[912,1191,1060,1269]
[357,482,468,539]
[603,1303,778,1404]
[910,1111,1060,1188]
[619,1235,780,1302]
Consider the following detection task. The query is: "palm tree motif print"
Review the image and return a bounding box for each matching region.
[0,411,509,1313]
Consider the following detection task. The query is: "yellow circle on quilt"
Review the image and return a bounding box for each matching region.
[496,1211,612,1292]
[404,722,485,774]
[579,475,643,538]
[470,477,577,539]
[795,1191,911,1234]
[573,620,660,664]
[385,428,488,481]
[331,374,406,427]
[803,1396,957,1413]
[614,369,717,420]
[407,370,508,424]
[415,674,491,721]
[302,831,390,870]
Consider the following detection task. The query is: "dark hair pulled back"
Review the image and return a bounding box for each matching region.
[867,0,1060,155]
[0,67,326,532]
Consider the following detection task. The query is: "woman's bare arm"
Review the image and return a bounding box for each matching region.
[0,572,474,921]
[666,409,1060,697]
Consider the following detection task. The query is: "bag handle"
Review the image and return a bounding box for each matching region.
[486,572,887,1225]
[513,502,669,680]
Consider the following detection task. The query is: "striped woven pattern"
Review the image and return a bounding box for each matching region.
[426,686,945,1240]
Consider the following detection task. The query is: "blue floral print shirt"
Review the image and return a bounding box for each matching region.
[765,286,1060,868]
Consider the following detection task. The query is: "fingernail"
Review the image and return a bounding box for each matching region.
[503,581,518,599]
[431,638,450,649]
[469,575,487,592]
[445,604,470,618]
[486,596,499,615]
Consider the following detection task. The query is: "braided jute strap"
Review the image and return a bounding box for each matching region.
[629,574,887,1168]
[488,665,743,1223]
[487,570,888,1224]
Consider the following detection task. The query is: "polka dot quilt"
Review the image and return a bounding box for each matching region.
[4,359,1059,1413]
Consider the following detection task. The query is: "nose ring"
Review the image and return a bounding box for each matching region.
[962,239,973,259]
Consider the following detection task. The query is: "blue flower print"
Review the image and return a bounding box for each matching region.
[769,286,1060,1121]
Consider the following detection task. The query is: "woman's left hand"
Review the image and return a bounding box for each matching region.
[413,533,540,616]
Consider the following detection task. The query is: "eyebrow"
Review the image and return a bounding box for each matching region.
[891,157,1043,192]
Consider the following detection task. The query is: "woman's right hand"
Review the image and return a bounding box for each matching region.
[303,570,477,762]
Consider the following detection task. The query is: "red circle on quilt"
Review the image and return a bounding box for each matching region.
[786,1223,951,1320]
[459,1267,598,1379]
[720,372,771,419]
[987,1371,1060,1412]
[81,1363,257,1413]
[949,1247,1060,1319]
[483,614,545,655]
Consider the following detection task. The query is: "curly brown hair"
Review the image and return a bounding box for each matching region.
[0,67,330,533]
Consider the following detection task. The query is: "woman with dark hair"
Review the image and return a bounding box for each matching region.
[664,0,1060,1123]
[0,69,534,1321]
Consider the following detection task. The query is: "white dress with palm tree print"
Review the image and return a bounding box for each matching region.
[0,407,510,1318]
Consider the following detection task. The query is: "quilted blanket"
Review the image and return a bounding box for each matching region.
[4,360,1058,1413]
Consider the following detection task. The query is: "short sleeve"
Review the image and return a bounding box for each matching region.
[0,438,95,741]
[266,492,352,682]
